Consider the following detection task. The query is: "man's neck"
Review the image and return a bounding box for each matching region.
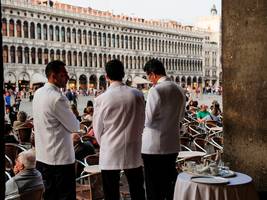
[109,80,122,84]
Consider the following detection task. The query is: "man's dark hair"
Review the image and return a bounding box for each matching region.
[143,58,166,76]
[105,59,125,81]
[45,60,66,78]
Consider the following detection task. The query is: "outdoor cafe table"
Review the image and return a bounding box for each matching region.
[178,151,206,159]
[173,172,259,200]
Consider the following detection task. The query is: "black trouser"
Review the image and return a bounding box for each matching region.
[101,166,146,200]
[36,161,76,200]
[142,153,178,200]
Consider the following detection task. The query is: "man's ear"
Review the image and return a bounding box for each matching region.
[105,75,110,81]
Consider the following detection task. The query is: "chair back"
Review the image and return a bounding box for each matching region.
[17,128,32,144]
[5,154,13,172]
[5,171,12,182]
[5,143,26,166]
[20,186,44,200]
[84,154,99,166]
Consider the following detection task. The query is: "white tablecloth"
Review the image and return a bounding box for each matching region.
[173,172,259,200]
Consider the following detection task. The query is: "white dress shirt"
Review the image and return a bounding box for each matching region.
[142,76,186,154]
[33,83,79,165]
[93,82,145,170]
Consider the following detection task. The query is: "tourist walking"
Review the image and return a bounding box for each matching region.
[141,59,186,200]
[93,59,146,200]
[33,60,79,200]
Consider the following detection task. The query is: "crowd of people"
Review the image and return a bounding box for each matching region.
[4,58,223,200]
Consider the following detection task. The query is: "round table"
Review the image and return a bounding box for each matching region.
[173,172,259,200]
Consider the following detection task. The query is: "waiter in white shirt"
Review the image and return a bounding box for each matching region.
[33,60,79,200]
[142,59,186,200]
[93,59,146,200]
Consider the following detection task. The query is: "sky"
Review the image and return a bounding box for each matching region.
[58,0,221,25]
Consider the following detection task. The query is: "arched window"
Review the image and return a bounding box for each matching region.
[24,47,29,64]
[129,36,132,49]
[30,22,35,39]
[23,21,28,38]
[93,32,97,46]
[38,48,42,64]
[73,51,77,66]
[44,49,49,64]
[16,21,22,37]
[107,34,111,47]
[62,50,66,63]
[67,28,71,43]
[88,31,92,45]
[112,34,115,47]
[31,48,36,64]
[116,35,120,48]
[99,54,102,68]
[89,53,92,67]
[56,50,60,60]
[17,47,23,63]
[3,46,8,63]
[84,52,87,67]
[103,33,106,47]
[10,46,15,63]
[50,50,55,61]
[67,51,72,66]
[2,19,7,36]
[72,29,76,43]
[78,52,82,66]
[77,30,82,44]
[125,36,128,49]
[55,26,60,41]
[49,25,54,41]
[37,23,41,39]
[83,30,87,45]
[9,19,15,37]
[61,27,65,42]
[43,24,48,40]
[98,32,102,46]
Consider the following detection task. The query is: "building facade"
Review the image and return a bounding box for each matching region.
[2,0,219,91]
[196,4,222,87]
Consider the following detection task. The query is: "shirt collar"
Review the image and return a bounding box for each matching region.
[157,76,170,84]
[45,82,60,92]
[108,81,124,89]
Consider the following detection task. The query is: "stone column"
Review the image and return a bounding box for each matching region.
[223,0,267,197]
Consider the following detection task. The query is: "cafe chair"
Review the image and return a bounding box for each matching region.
[17,127,32,145]
[180,136,192,149]
[20,186,44,200]
[75,159,87,178]
[76,173,104,200]
[180,144,192,151]
[5,171,12,182]
[84,153,99,166]
[5,154,14,176]
[5,143,26,167]
[5,186,44,200]
[210,136,224,150]
[188,125,206,139]
[193,138,218,154]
